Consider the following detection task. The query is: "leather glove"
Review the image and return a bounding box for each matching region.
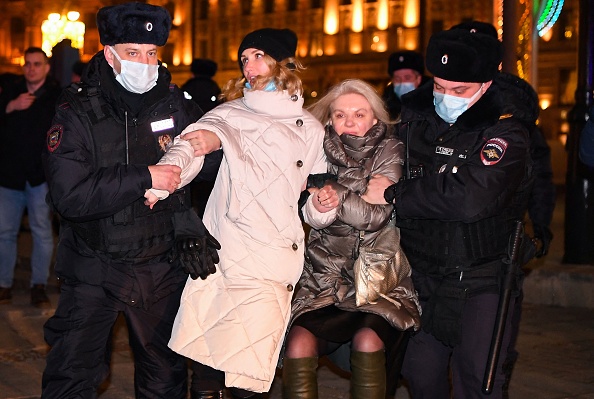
[532,224,553,258]
[171,232,221,280]
[307,173,337,189]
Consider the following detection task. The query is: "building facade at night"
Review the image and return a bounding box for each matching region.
[0,0,578,182]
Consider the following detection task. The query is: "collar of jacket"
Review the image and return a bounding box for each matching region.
[402,80,503,132]
[323,121,388,167]
[242,89,304,118]
[493,72,539,126]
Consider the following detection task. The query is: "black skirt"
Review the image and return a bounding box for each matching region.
[292,305,410,395]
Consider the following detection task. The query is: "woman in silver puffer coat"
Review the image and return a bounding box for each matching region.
[282,79,421,399]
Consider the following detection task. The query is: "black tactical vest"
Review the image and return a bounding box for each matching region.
[63,84,189,262]
[397,119,533,277]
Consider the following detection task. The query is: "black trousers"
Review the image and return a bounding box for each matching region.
[402,293,514,399]
[42,281,187,398]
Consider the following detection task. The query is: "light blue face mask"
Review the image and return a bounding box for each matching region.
[245,80,277,92]
[433,84,483,124]
[393,82,416,98]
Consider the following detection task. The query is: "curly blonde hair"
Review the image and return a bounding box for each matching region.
[307,79,392,125]
[221,54,304,101]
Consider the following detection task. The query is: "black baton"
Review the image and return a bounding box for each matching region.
[482,220,523,394]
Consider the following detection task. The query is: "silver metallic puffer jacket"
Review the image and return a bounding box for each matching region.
[291,121,421,332]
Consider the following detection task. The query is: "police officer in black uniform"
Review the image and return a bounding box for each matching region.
[363,29,533,398]
[41,3,221,398]
[382,50,426,121]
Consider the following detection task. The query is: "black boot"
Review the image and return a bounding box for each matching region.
[191,390,223,399]
[350,350,386,399]
[229,387,266,398]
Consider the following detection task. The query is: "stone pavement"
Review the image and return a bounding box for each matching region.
[1,192,594,399]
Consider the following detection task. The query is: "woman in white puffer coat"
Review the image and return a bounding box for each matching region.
[167,28,339,399]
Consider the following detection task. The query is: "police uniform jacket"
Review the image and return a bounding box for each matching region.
[42,50,220,308]
[390,80,533,345]
[0,76,61,190]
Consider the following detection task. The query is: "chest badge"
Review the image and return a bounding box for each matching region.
[158,134,173,152]
[151,117,175,133]
[481,138,508,165]
[435,146,454,156]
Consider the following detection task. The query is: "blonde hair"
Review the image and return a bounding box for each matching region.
[308,79,392,125]
[221,54,305,101]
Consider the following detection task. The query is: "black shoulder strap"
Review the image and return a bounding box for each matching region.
[63,83,110,126]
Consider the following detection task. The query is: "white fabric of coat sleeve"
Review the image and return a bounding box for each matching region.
[148,135,205,200]
[302,194,337,229]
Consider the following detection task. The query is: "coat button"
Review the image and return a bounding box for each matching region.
[296,119,303,127]
[296,160,303,167]
[290,95,298,101]
[292,243,298,250]
[287,284,293,292]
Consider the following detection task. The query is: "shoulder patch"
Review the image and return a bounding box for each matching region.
[481,137,508,165]
[47,124,63,153]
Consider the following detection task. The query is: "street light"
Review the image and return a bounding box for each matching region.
[41,11,85,56]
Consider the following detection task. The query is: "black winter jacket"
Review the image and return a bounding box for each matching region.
[0,76,61,190]
[392,79,533,276]
[42,51,221,307]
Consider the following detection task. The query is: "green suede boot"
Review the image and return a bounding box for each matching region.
[350,350,386,399]
[281,357,319,399]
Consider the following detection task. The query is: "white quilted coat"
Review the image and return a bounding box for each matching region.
[168,89,333,392]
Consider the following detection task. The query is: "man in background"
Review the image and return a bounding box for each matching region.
[0,47,61,307]
[382,50,426,120]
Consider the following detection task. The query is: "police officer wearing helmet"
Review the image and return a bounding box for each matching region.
[363,29,533,398]
[41,2,221,397]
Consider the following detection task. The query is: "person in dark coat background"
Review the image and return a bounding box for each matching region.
[0,47,61,307]
[182,58,222,114]
[50,39,80,88]
[182,58,222,217]
[382,50,427,121]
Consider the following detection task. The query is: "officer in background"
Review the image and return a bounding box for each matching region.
[181,58,222,217]
[363,28,533,398]
[182,58,221,114]
[41,3,221,398]
[382,50,426,120]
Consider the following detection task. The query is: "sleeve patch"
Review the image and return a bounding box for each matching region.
[481,138,508,165]
[47,124,63,153]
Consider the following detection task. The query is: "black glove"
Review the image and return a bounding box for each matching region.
[171,232,221,280]
[306,173,337,189]
[532,224,553,258]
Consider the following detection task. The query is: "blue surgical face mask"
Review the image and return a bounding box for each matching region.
[393,82,416,98]
[245,80,277,92]
[433,84,484,124]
